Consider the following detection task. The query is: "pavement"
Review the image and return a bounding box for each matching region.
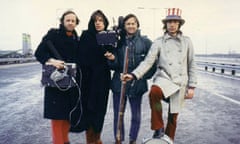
[0,62,240,144]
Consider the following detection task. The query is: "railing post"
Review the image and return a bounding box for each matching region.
[221,69,224,74]
[205,66,208,71]
[232,70,236,76]
[212,67,215,72]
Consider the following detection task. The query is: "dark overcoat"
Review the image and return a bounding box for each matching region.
[77,14,111,133]
[34,24,79,120]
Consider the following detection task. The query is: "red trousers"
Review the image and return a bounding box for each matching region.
[51,120,70,144]
[51,120,102,144]
[149,85,178,140]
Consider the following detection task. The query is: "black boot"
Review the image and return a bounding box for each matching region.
[152,128,164,138]
[129,140,136,144]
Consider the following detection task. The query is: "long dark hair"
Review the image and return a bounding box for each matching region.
[163,21,182,34]
[87,10,109,33]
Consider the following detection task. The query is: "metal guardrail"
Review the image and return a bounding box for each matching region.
[1,58,239,77]
[0,57,36,65]
[196,61,240,76]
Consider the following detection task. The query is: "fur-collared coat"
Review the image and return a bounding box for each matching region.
[35,24,79,119]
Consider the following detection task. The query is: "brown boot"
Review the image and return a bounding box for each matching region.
[96,140,102,144]
[86,127,95,144]
[86,127,103,144]
[95,132,102,144]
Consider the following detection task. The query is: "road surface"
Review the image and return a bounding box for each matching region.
[0,63,240,144]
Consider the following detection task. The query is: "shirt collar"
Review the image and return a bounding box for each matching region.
[164,33,182,41]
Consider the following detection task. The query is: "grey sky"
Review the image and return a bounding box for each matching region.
[1,0,240,54]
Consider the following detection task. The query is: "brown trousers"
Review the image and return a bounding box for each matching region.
[86,127,102,144]
[149,85,178,140]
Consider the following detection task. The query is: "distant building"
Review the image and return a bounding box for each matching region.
[0,33,33,58]
[22,33,32,56]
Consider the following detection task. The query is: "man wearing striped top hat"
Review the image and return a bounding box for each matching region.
[121,8,197,143]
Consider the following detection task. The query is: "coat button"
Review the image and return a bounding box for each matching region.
[178,49,182,52]
[169,62,172,65]
[178,61,182,64]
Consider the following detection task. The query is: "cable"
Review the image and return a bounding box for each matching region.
[69,68,83,127]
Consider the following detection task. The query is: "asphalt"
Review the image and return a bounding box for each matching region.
[0,62,240,144]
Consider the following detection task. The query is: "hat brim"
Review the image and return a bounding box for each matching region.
[162,18,185,25]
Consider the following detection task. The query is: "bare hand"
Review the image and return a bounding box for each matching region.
[185,88,195,99]
[104,51,115,60]
[120,73,134,82]
[45,58,65,69]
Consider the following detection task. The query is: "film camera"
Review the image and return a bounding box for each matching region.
[96,16,124,50]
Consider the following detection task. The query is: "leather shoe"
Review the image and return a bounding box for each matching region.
[152,128,164,138]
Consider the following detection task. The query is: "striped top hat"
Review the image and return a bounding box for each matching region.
[162,8,185,25]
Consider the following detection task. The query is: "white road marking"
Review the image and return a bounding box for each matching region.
[197,70,240,105]
[212,91,240,106]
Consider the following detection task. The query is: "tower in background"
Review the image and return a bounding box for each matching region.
[22,33,32,56]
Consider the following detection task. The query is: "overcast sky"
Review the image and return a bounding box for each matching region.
[1,0,240,54]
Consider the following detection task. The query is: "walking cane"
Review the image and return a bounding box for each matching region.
[116,46,129,144]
